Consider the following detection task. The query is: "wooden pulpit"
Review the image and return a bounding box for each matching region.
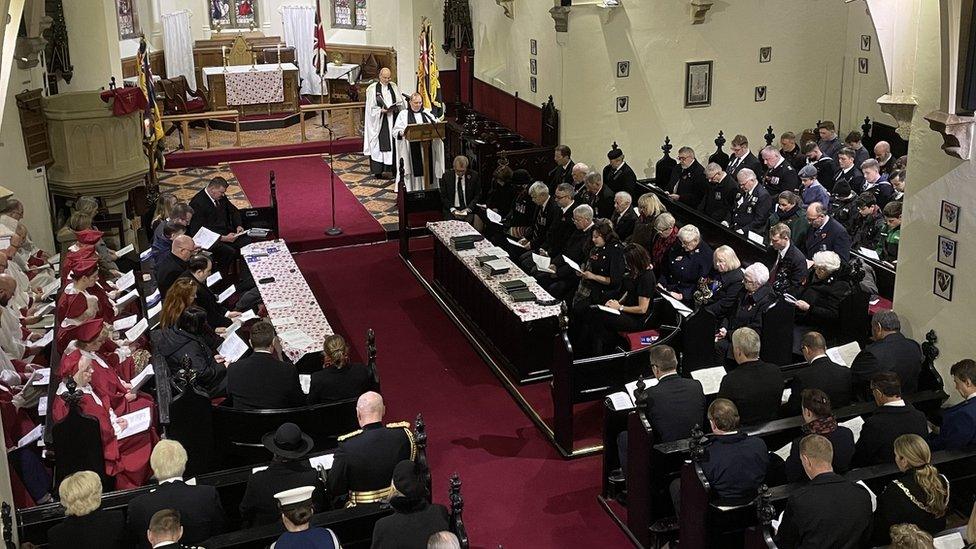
[404,121,447,190]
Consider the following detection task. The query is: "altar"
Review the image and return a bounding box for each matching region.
[203,63,299,115]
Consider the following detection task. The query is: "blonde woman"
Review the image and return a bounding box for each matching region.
[308,334,371,405]
[702,245,744,316]
[888,523,935,549]
[872,434,949,545]
[47,471,127,548]
[627,193,666,253]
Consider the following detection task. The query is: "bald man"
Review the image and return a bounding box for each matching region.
[873,140,895,176]
[155,235,196,296]
[326,391,416,508]
[363,67,404,178]
[393,93,446,191]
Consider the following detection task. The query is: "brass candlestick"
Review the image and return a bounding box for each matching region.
[250,51,257,71]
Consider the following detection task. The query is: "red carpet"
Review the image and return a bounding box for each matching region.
[231,156,385,252]
[165,137,362,169]
[294,241,630,549]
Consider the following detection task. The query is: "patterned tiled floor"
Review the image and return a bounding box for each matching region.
[163,110,359,152]
[157,153,399,230]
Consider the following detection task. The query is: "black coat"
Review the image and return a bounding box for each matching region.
[549,225,595,288]
[731,184,774,232]
[370,498,450,549]
[645,374,706,442]
[581,184,616,219]
[603,162,638,196]
[127,480,225,548]
[547,160,575,193]
[660,241,713,302]
[155,252,188,297]
[852,404,929,466]
[763,160,800,195]
[775,472,873,549]
[781,147,806,172]
[851,332,924,395]
[307,363,372,405]
[727,152,762,180]
[717,359,784,425]
[610,207,638,242]
[803,216,852,261]
[226,351,305,410]
[783,425,855,483]
[188,188,242,237]
[698,174,738,224]
[240,460,325,525]
[49,509,127,549]
[182,274,232,329]
[485,181,517,217]
[439,171,481,216]
[700,432,769,504]
[770,244,809,296]
[667,160,709,208]
[834,167,865,196]
[527,197,561,250]
[154,327,226,396]
[810,157,838,191]
[725,284,775,335]
[703,268,745,318]
[872,471,949,546]
[577,241,625,305]
[326,422,413,505]
[545,202,579,256]
[794,269,850,328]
[783,356,854,415]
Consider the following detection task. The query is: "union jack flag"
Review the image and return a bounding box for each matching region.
[312,0,328,79]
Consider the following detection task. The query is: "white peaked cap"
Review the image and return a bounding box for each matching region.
[274,485,316,507]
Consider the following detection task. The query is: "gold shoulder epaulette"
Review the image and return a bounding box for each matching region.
[386,421,411,429]
[338,429,363,441]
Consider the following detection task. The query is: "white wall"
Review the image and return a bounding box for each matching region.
[62,0,123,92]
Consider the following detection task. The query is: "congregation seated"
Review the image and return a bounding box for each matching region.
[472,164,514,234]
[584,242,656,355]
[790,251,850,344]
[327,392,415,508]
[127,440,226,548]
[428,531,462,549]
[727,134,763,179]
[578,171,615,218]
[603,145,638,196]
[783,331,853,415]
[777,389,855,484]
[150,192,179,234]
[155,234,196,297]
[665,146,708,208]
[501,169,535,239]
[861,158,895,208]
[52,353,156,490]
[181,253,235,329]
[439,155,480,222]
[774,434,873,548]
[187,176,252,274]
[241,423,326,526]
[779,131,807,172]
[871,434,949,546]
[699,162,737,224]
[801,140,838,185]
[371,460,450,549]
[514,182,559,252]
[834,147,865,198]
[58,257,113,326]
[569,219,624,314]
[272,485,341,548]
[67,213,122,276]
[146,508,203,549]
[852,372,928,467]
[817,121,843,160]
[547,144,575,193]
[851,310,923,396]
[518,182,576,264]
[700,245,744,318]
[47,470,127,549]
[646,212,678,278]
[798,164,830,211]
[308,334,372,405]
[888,524,936,549]
[659,224,712,304]
[928,359,976,451]
[878,200,902,264]
[766,191,809,249]
[154,305,227,397]
[714,264,774,355]
[226,320,305,410]
[536,204,594,301]
[759,146,800,196]
[768,222,808,295]
[875,140,897,175]
[803,201,852,261]
[844,131,871,167]
[889,169,907,203]
[151,201,192,265]
[68,318,154,416]
[626,192,666,254]
[716,327,784,424]
[730,168,773,233]
[609,191,637,241]
[850,192,886,252]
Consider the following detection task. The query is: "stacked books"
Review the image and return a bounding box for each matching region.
[500,279,535,302]
[481,258,510,276]
[450,234,483,250]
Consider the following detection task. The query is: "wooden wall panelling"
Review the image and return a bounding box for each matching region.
[121,50,166,79]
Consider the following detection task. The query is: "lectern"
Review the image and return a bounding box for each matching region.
[403,121,447,190]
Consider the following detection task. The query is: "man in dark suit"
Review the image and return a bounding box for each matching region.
[780,132,807,172]
[835,148,866,195]
[187,177,249,273]
[226,320,305,410]
[516,182,561,253]
[602,146,637,196]
[580,171,615,218]
[145,509,202,549]
[929,359,976,450]
[610,191,638,241]
[700,162,738,224]
[852,372,929,466]
[727,134,763,180]
[768,223,808,295]
[760,146,800,195]
[439,155,481,221]
[717,327,784,425]
[803,202,852,261]
[126,441,225,548]
[667,146,709,208]
[240,423,325,525]
[775,434,873,549]
[519,183,576,273]
[547,144,575,193]
[802,141,838,189]
[731,168,774,232]
[538,205,595,300]
[155,235,196,297]
[851,311,923,395]
[784,332,853,415]
[327,392,414,507]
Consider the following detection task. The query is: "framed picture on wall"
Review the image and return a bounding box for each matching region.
[858,58,869,74]
[755,86,767,102]
[933,268,954,302]
[530,39,537,56]
[530,58,537,75]
[861,35,871,51]
[616,96,629,113]
[685,61,712,108]
[940,200,960,233]
[617,61,630,78]
[759,47,771,63]
[530,76,537,93]
[937,235,958,268]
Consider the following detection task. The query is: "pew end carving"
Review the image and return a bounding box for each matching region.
[449,473,470,548]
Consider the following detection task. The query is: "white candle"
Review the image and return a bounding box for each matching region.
[222,45,226,58]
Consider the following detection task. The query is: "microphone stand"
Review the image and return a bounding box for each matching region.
[324,124,343,236]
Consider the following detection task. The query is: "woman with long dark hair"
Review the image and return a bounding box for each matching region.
[154,306,227,396]
[781,389,855,483]
[587,243,657,355]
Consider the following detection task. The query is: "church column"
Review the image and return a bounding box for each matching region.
[867,0,923,139]
[60,0,123,92]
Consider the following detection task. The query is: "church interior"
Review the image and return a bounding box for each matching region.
[0,0,974,547]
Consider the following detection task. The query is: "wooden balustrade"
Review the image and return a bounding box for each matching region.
[161,109,241,150]
[299,101,365,142]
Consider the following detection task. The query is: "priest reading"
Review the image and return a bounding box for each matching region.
[363,68,403,178]
[393,92,445,191]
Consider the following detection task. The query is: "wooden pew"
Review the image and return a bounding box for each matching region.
[238,169,280,240]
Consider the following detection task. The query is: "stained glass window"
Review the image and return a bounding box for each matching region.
[116,0,140,40]
[332,0,367,29]
[208,0,259,30]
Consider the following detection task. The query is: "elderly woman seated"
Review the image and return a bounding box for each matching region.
[792,251,852,347]
[628,193,667,251]
[659,224,713,303]
[647,212,678,276]
[714,262,775,359]
[47,471,127,548]
[701,245,745,317]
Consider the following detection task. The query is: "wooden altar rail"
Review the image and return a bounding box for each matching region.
[299,101,366,142]
[161,109,241,149]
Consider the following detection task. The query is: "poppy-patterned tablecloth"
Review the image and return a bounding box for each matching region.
[242,240,333,362]
[427,221,561,323]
